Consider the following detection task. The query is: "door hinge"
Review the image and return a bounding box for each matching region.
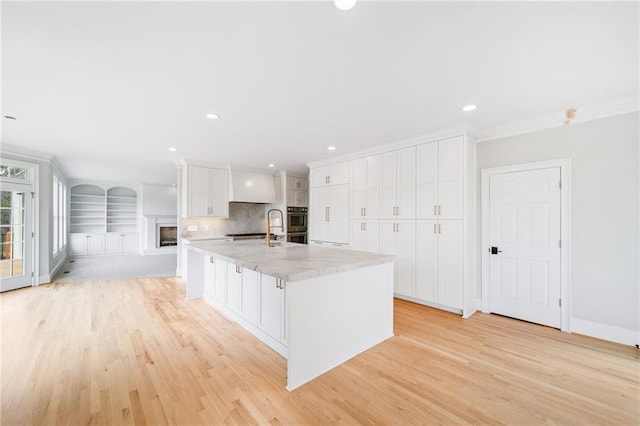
[558,299,562,307]
[32,232,34,238]
[31,192,35,198]
[558,240,562,248]
[558,180,562,189]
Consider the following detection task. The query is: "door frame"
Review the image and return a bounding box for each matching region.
[0,157,39,288]
[481,158,571,332]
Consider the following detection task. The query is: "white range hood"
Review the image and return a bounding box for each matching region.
[228,166,276,204]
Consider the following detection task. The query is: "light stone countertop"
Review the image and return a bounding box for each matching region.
[182,236,231,243]
[188,240,395,282]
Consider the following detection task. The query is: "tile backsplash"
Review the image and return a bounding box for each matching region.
[181,203,268,239]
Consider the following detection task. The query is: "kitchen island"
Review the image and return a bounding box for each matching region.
[186,240,394,391]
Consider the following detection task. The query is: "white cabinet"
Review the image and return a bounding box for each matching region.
[69,233,105,256]
[380,220,415,297]
[286,175,308,207]
[310,162,349,187]
[417,136,464,219]
[213,257,227,302]
[287,176,307,191]
[185,165,229,218]
[227,263,242,312]
[259,274,286,344]
[203,255,216,299]
[349,220,379,253]
[309,185,349,244]
[106,232,138,254]
[241,269,259,324]
[350,156,380,219]
[416,220,463,309]
[380,147,416,220]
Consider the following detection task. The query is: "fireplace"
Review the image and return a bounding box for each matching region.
[157,225,178,248]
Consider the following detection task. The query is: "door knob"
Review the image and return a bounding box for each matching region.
[490,247,502,255]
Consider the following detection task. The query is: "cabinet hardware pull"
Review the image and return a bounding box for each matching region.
[361,207,364,216]
[433,224,437,234]
[434,205,437,215]
[438,224,442,234]
[363,207,366,216]
[210,257,215,263]
[397,223,399,233]
[325,206,329,222]
[364,222,367,231]
[438,205,442,215]
[327,207,330,222]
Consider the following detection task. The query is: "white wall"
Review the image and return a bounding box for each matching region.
[477,112,639,338]
[141,184,177,216]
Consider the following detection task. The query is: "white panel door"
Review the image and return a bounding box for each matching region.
[350,158,366,219]
[416,142,438,219]
[105,233,122,254]
[0,183,33,292]
[438,220,463,309]
[438,136,464,219]
[203,255,216,299]
[68,233,87,256]
[395,220,416,297]
[260,274,283,341]
[122,233,138,253]
[489,167,561,328]
[415,220,438,302]
[364,156,380,219]
[188,165,209,217]
[309,187,330,242]
[227,263,242,313]
[349,220,379,253]
[213,258,227,302]
[209,168,229,217]
[328,185,349,244]
[241,268,259,324]
[88,234,105,255]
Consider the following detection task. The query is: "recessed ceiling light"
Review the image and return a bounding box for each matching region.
[335,0,357,11]
[268,164,275,168]
[205,113,219,119]
[462,105,477,112]
[328,146,336,151]
[168,147,177,152]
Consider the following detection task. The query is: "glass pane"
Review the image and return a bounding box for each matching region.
[12,208,24,225]
[0,243,9,260]
[0,227,9,244]
[10,168,27,180]
[0,209,9,225]
[1,191,10,207]
[0,166,8,178]
[0,260,10,278]
[12,226,24,243]
[12,242,24,259]
[11,259,24,276]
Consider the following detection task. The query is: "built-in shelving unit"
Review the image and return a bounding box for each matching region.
[70,184,106,234]
[107,187,138,233]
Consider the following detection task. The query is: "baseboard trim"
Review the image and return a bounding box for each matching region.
[571,318,639,347]
[38,253,67,284]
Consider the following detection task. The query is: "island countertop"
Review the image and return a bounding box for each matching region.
[188,240,395,282]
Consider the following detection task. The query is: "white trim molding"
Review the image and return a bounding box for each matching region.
[571,318,639,347]
[481,158,572,333]
[474,96,639,143]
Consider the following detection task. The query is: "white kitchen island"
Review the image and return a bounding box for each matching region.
[186,240,394,391]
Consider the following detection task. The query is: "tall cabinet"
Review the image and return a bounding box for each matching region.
[308,131,476,317]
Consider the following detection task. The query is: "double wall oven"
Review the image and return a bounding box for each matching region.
[286,206,308,244]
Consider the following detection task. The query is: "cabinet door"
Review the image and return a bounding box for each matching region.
[438,136,464,219]
[364,155,380,219]
[260,274,283,341]
[227,263,242,313]
[380,152,397,219]
[350,159,366,218]
[328,185,349,244]
[329,162,349,185]
[310,166,329,188]
[309,187,330,241]
[396,147,416,220]
[209,167,229,217]
[241,269,259,324]
[88,234,105,255]
[106,233,122,254]
[438,220,463,308]
[415,220,438,302]
[287,176,307,190]
[379,220,397,257]
[349,220,365,251]
[203,255,216,299]
[416,142,438,219]
[213,258,227,302]
[122,233,138,253]
[295,190,308,207]
[395,220,415,297]
[188,166,209,217]
[362,220,380,253]
[69,234,87,256]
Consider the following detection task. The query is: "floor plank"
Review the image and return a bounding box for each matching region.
[2,277,638,425]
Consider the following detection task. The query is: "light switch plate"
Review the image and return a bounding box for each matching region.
[187,225,198,231]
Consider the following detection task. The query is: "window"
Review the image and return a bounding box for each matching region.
[52,173,66,256]
[0,165,28,181]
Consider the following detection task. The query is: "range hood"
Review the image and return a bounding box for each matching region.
[228,166,276,204]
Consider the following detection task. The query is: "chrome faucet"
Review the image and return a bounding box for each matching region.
[266,209,284,247]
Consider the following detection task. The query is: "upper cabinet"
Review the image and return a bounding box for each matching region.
[310,162,349,188]
[286,175,308,207]
[417,136,464,220]
[309,185,349,244]
[349,156,380,219]
[183,165,229,218]
[380,147,416,220]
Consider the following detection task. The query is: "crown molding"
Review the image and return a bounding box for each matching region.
[0,143,56,163]
[474,96,639,143]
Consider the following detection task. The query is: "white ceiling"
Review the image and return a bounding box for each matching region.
[2,1,638,185]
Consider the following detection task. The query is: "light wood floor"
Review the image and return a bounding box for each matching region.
[2,277,638,425]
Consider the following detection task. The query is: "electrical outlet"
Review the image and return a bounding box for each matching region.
[187,225,198,232]
[204,225,209,231]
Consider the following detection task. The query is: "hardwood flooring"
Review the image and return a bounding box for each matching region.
[2,277,638,425]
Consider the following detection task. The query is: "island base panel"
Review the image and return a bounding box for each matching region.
[286,262,394,391]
